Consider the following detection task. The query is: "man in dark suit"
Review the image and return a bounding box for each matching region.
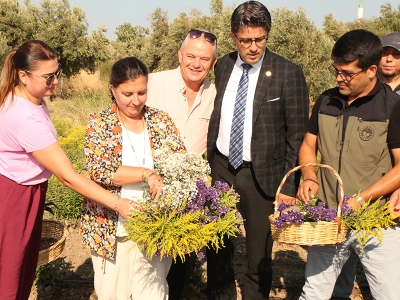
[206,1,309,299]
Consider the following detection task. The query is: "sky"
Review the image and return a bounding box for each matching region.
[31,0,399,40]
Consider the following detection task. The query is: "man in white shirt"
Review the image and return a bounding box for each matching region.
[146,28,217,299]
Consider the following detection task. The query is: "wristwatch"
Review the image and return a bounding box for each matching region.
[352,194,364,205]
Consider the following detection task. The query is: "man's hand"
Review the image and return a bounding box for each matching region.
[345,196,362,211]
[276,193,296,205]
[389,189,400,216]
[296,179,319,204]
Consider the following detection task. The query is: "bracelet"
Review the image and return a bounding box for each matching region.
[114,196,120,211]
[303,178,319,185]
[141,168,149,181]
[352,194,364,205]
[147,172,156,179]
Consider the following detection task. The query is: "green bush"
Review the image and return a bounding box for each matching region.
[46,118,86,220]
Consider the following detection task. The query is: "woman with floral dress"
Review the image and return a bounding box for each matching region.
[80,57,186,300]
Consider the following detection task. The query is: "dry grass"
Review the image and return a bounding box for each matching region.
[47,71,111,126]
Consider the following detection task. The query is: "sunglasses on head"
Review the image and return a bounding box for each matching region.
[188,29,217,44]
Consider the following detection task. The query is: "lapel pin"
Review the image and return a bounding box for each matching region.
[266,70,272,77]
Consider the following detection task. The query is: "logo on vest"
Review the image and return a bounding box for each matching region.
[359,125,374,141]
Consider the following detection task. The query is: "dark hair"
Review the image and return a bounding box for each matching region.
[331,29,382,70]
[0,40,57,107]
[109,57,149,87]
[231,1,272,33]
[109,57,149,101]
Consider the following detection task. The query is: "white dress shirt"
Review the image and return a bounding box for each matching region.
[216,54,264,162]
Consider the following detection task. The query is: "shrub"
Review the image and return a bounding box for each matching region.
[46,118,86,220]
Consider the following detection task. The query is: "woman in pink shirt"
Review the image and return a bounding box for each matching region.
[0,40,133,300]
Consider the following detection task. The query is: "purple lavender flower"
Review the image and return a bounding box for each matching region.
[277,202,290,212]
[342,194,355,216]
[185,179,242,225]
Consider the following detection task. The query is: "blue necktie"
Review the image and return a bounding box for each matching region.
[229,63,252,169]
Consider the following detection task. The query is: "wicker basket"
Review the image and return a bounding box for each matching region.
[37,205,68,267]
[269,163,348,246]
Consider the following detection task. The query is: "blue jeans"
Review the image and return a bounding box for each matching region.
[300,224,400,300]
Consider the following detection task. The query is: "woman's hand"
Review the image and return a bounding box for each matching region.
[146,170,165,199]
[114,197,138,219]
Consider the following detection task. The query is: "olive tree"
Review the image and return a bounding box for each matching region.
[269,7,335,105]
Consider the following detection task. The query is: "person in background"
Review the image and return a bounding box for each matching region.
[296,29,400,300]
[81,56,186,300]
[146,28,217,299]
[0,40,132,300]
[379,32,400,94]
[206,1,309,299]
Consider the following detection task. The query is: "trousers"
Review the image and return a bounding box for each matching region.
[207,154,275,300]
[300,224,400,300]
[92,237,172,300]
[0,174,47,300]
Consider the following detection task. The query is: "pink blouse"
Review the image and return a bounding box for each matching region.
[0,95,57,185]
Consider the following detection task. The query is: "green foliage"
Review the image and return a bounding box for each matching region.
[342,198,398,249]
[378,4,400,33]
[141,7,169,71]
[0,0,28,49]
[58,124,86,170]
[269,8,336,105]
[0,31,11,59]
[52,117,73,138]
[34,260,70,286]
[112,23,149,60]
[323,14,349,41]
[45,118,86,220]
[3,0,111,78]
[125,189,242,262]
[28,0,111,77]
[158,13,190,71]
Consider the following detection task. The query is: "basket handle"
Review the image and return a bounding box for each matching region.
[44,201,69,227]
[275,163,344,217]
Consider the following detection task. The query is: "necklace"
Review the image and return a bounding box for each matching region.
[118,109,146,166]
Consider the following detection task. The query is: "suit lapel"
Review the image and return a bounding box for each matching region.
[252,50,274,127]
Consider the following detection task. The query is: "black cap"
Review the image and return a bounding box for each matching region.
[382,32,400,52]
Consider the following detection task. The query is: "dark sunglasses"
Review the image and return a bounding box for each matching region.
[23,68,63,85]
[188,29,217,44]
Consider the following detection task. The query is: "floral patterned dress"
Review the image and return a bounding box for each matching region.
[80,103,186,260]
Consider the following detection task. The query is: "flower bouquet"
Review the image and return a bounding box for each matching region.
[341,195,398,248]
[124,140,243,261]
[270,163,398,247]
[269,163,347,245]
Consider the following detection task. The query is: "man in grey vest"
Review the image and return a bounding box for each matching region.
[331,31,400,300]
[297,29,400,300]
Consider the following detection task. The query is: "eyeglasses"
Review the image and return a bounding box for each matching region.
[23,68,63,85]
[233,33,268,49]
[188,29,217,44]
[328,64,366,82]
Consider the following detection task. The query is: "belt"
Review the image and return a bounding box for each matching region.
[216,150,252,168]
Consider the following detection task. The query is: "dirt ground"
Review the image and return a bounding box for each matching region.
[29,223,372,300]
